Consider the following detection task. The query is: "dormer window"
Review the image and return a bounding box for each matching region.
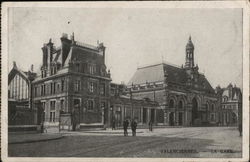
[76,63,80,72]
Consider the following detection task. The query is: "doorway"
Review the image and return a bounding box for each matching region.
[178,112,183,126]
[151,109,155,123]
[192,98,198,125]
[169,112,174,126]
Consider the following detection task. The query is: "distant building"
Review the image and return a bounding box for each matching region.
[216,84,242,126]
[125,37,219,126]
[32,33,111,132]
[8,62,37,126]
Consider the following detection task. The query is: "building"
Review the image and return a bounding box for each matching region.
[125,37,219,126]
[32,33,111,132]
[110,83,159,127]
[216,84,242,126]
[8,62,37,127]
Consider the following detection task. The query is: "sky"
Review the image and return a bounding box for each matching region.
[8,7,243,89]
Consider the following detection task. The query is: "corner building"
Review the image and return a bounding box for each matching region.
[32,33,111,131]
[126,37,219,126]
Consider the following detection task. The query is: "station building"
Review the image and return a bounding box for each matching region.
[125,37,219,126]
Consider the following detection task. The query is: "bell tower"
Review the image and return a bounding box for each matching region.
[185,36,194,68]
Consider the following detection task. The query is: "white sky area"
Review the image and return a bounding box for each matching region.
[8,8,242,89]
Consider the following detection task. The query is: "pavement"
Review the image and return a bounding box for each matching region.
[8,133,63,144]
[8,127,242,158]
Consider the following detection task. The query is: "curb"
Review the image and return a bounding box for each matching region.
[9,136,64,144]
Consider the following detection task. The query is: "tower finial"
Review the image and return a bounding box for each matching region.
[189,35,192,41]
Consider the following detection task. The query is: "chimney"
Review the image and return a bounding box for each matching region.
[31,64,34,72]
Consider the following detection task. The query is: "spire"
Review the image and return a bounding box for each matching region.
[185,36,195,68]
[186,35,194,50]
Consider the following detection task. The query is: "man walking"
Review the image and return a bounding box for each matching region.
[112,119,116,130]
[131,119,137,136]
[148,120,153,132]
[123,119,129,136]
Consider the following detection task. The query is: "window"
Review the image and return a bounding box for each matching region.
[74,80,81,92]
[211,104,215,112]
[50,68,53,75]
[53,82,56,94]
[100,83,105,96]
[35,87,38,97]
[44,70,47,77]
[88,100,94,110]
[83,63,87,73]
[41,84,46,96]
[89,82,94,93]
[178,101,183,109]
[210,114,215,121]
[61,80,65,92]
[50,101,56,122]
[50,112,55,122]
[101,102,105,109]
[169,99,174,108]
[89,65,96,74]
[41,85,43,96]
[76,63,80,72]
[60,100,65,112]
[50,101,56,110]
[50,83,53,94]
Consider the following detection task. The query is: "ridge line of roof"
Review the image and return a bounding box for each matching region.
[137,61,182,70]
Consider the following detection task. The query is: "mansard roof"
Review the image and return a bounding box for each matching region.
[128,62,215,93]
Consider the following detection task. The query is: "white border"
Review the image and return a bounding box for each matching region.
[1,1,249,162]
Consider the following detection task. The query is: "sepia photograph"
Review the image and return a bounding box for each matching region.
[1,1,249,162]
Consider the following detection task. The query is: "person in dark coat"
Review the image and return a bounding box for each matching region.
[112,119,116,130]
[123,120,129,136]
[148,120,153,132]
[131,119,137,136]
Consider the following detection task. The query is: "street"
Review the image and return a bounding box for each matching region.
[8,127,242,158]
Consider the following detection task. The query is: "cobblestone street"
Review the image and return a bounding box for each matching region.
[8,127,241,158]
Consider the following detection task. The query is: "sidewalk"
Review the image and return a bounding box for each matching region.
[9,133,63,144]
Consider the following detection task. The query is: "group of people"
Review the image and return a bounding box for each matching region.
[123,119,138,136]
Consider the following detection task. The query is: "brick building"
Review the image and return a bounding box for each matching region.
[32,33,111,131]
[125,37,219,126]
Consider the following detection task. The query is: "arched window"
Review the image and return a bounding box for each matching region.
[211,104,215,112]
[178,101,183,109]
[206,103,209,111]
[169,99,174,108]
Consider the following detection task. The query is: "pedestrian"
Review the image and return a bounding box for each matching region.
[131,119,137,136]
[148,120,153,132]
[112,119,116,130]
[123,119,128,136]
[238,123,242,137]
[40,122,44,133]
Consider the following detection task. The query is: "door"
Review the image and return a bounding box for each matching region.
[143,108,147,124]
[151,109,155,123]
[169,112,174,126]
[178,112,183,126]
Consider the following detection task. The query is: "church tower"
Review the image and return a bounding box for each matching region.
[185,36,194,68]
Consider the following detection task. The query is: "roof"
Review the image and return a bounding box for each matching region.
[128,62,215,93]
[128,63,165,85]
[8,63,36,84]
